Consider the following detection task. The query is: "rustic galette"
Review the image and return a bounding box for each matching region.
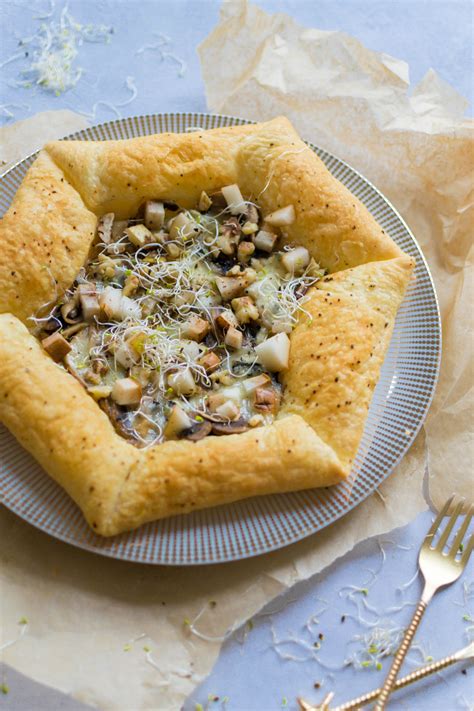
[0,117,414,536]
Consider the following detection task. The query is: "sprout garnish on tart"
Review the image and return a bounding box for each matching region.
[34,186,324,447]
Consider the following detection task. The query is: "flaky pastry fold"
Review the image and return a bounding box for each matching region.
[0,117,413,535]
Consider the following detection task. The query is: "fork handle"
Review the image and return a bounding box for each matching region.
[373,599,427,710]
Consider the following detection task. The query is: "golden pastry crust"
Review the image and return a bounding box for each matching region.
[0,117,414,535]
[0,314,344,535]
[0,151,97,324]
[280,255,414,472]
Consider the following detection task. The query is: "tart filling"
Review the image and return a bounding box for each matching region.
[35,187,324,446]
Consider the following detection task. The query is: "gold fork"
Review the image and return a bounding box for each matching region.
[297,640,474,710]
[374,493,474,709]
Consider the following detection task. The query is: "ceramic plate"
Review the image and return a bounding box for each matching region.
[0,112,441,564]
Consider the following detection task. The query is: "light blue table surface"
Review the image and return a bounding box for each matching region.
[0,2,472,710]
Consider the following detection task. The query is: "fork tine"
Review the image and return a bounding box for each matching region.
[425,494,455,545]
[461,533,474,565]
[436,498,465,552]
[450,504,474,559]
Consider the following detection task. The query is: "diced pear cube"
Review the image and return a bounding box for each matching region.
[125,224,153,248]
[197,351,221,373]
[144,201,165,230]
[255,332,290,372]
[169,212,197,240]
[253,229,278,252]
[181,315,211,342]
[164,404,192,439]
[97,212,114,243]
[281,246,310,275]
[241,373,271,394]
[221,184,246,215]
[77,284,100,321]
[215,309,238,331]
[167,368,196,395]
[111,377,142,406]
[264,204,295,226]
[215,400,240,420]
[198,191,212,211]
[224,326,243,350]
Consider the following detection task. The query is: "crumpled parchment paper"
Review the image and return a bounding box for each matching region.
[198,0,474,510]
[1,2,472,708]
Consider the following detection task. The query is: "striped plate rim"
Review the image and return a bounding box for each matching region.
[0,112,441,565]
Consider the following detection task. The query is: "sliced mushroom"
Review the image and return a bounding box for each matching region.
[211,418,249,435]
[254,385,280,413]
[42,332,72,362]
[246,203,259,224]
[40,317,61,333]
[144,201,165,230]
[99,399,137,444]
[207,190,227,208]
[264,204,295,226]
[222,217,241,237]
[181,420,213,441]
[111,219,128,242]
[97,212,115,243]
[61,322,88,339]
[60,295,81,324]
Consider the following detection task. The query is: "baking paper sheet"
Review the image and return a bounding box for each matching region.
[1,2,473,707]
[199,0,474,510]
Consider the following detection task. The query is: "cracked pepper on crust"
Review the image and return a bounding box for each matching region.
[0,117,414,535]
